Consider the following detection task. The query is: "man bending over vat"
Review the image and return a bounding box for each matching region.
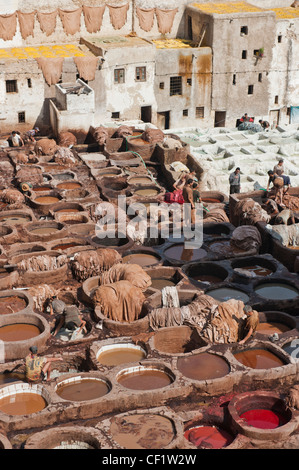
[25,346,63,383]
[238,305,259,345]
[50,297,87,338]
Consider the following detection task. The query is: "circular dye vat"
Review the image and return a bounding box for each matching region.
[52,242,84,251]
[56,182,81,190]
[134,188,159,197]
[35,196,60,204]
[254,282,299,300]
[177,352,230,381]
[30,227,60,235]
[150,278,176,290]
[0,324,40,342]
[117,366,173,390]
[282,340,299,359]
[240,409,288,429]
[207,287,249,303]
[55,208,80,213]
[0,389,47,415]
[56,378,109,402]
[236,265,273,277]
[97,344,146,366]
[129,177,152,184]
[164,244,207,263]
[202,198,222,203]
[256,322,290,335]
[0,215,31,225]
[0,296,27,314]
[110,413,175,449]
[184,425,234,449]
[233,348,287,369]
[122,253,160,267]
[208,240,246,256]
[192,274,224,284]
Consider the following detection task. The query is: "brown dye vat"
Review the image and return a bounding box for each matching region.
[56,379,109,402]
[118,368,173,390]
[0,296,27,315]
[110,414,175,449]
[30,227,60,235]
[192,274,224,284]
[135,188,159,197]
[207,287,250,303]
[0,393,47,415]
[56,182,82,190]
[256,322,290,335]
[233,349,287,369]
[55,208,80,213]
[208,240,246,255]
[150,278,176,290]
[238,265,273,276]
[164,244,207,263]
[0,215,30,225]
[129,177,152,184]
[202,198,222,203]
[177,353,230,381]
[123,253,160,267]
[35,196,60,205]
[97,345,146,366]
[52,242,83,251]
[152,327,203,354]
[0,324,40,342]
[129,138,150,146]
[33,187,52,192]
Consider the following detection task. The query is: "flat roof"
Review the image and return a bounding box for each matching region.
[270,7,299,19]
[190,2,264,14]
[0,44,91,60]
[152,38,196,49]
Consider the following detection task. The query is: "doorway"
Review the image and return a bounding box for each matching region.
[214,111,226,127]
[269,109,280,128]
[141,106,152,123]
[157,111,170,130]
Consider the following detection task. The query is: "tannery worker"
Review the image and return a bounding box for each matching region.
[25,346,63,383]
[229,167,241,194]
[50,297,87,337]
[238,305,259,344]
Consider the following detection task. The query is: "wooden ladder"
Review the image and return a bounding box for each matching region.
[197,22,208,47]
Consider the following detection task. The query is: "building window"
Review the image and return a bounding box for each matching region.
[258,73,262,82]
[6,80,18,93]
[159,82,165,90]
[170,76,182,96]
[240,26,248,35]
[242,50,247,59]
[232,74,236,85]
[287,107,291,116]
[196,106,204,118]
[136,66,146,82]
[278,35,282,43]
[183,109,189,117]
[248,85,254,95]
[111,112,120,119]
[187,78,192,86]
[114,68,125,84]
[275,95,279,104]
[18,111,25,123]
[27,78,32,88]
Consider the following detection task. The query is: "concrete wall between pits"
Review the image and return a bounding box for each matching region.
[24,425,107,449]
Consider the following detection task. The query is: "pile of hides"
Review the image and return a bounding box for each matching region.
[285,385,299,409]
[265,223,299,247]
[203,208,229,223]
[170,161,189,173]
[238,122,263,132]
[162,137,183,150]
[28,284,56,312]
[93,126,109,146]
[99,263,152,291]
[230,226,262,251]
[142,129,164,145]
[92,280,145,323]
[234,198,270,225]
[58,131,77,148]
[17,254,67,272]
[35,138,58,156]
[0,189,25,208]
[15,166,44,186]
[70,248,122,282]
[54,147,76,166]
[281,194,299,211]
[114,125,133,138]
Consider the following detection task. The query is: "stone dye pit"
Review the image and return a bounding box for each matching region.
[0,121,299,451]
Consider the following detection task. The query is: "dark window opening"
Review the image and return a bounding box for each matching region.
[275,95,279,104]
[18,111,25,123]
[258,73,262,82]
[240,26,248,35]
[287,107,291,116]
[159,82,165,90]
[170,76,182,96]
[187,78,192,86]
[232,74,236,85]
[183,109,188,117]
[278,35,282,43]
[242,50,247,59]
[187,15,193,40]
[248,85,254,95]
[136,66,146,82]
[254,49,260,56]
[27,78,32,88]
[6,80,18,93]
[196,107,204,118]
[114,68,125,84]
[111,112,120,119]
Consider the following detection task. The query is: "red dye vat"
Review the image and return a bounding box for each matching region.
[240,409,288,429]
[184,425,234,449]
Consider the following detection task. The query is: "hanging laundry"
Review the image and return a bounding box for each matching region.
[82,5,105,33]
[37,10,58,36]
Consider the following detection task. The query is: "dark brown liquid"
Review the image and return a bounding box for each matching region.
[256,322,290,335]
[150,278,176,289]
[177,353,230,380]
[35,196,60,204]
[0,296,27,314]
[234,348,286,369]
[0,393,47,415]
[0,324,40,342]
[118,369,172,390]
[52,242,82,250]
[56,208,80,213]
[208,240,245,255]
[130,138,150,146]
[239,265,273,276]
[192,274,223,283]
[164,244,207,262]
[33,187,51,192]
[56,379,109,401]
[123,253,159,267]
[57,182,82,190]
[202,198,221,203]
[110,414,175,449]
[97,347,146,366]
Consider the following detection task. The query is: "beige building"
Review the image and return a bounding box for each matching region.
[0,0,297,134]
